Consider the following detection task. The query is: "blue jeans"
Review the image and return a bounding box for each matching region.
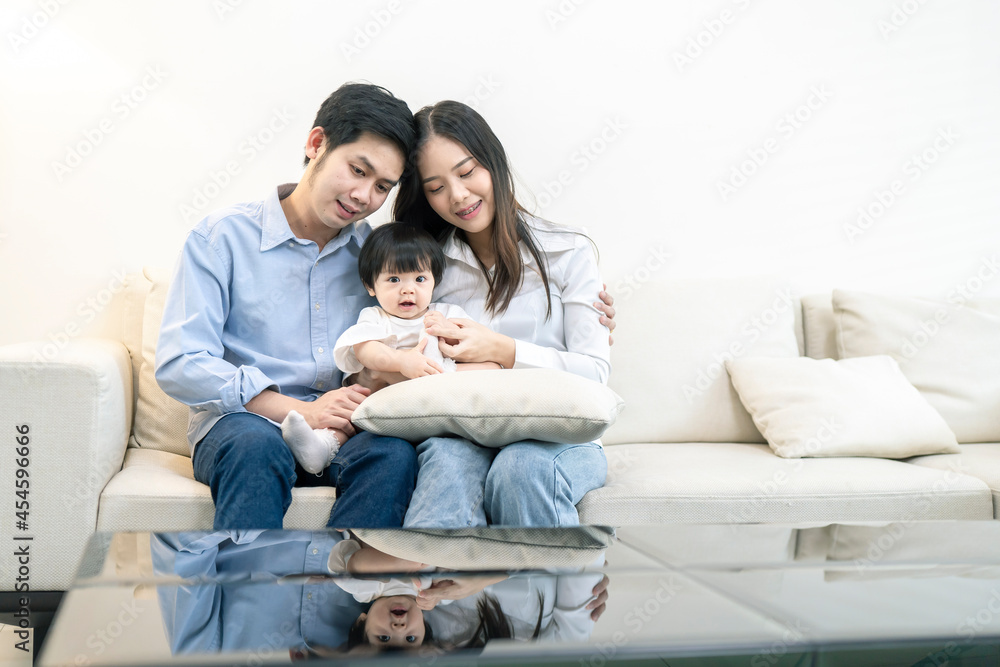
[403,437,607,527]
[192,412,416,529]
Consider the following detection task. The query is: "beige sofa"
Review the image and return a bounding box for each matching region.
[2,270,997,590]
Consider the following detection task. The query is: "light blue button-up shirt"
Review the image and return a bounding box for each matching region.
[155,185,376,451]
[150,531,362,654]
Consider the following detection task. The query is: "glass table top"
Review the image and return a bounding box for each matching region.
[36,522,1000,666]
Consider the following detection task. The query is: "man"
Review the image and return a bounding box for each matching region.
[156,83,417,529]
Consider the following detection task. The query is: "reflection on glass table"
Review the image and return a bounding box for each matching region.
[37,523,1000,666]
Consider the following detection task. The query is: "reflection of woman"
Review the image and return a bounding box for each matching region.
[422,571,610,645]
[391,100,614,527]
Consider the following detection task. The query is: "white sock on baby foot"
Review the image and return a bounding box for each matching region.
[280,410,341,475]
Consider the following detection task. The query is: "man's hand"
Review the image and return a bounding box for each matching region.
[296,384,370,436]
[595,284,616,346]
[398,339,444,379]
[587,574,610,621]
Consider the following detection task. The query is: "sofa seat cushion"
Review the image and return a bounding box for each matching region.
[97,449,336,531]
[907,444,1000,519]
[577,443,994,525]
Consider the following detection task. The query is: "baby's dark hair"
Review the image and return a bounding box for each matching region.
[358,223,445,292]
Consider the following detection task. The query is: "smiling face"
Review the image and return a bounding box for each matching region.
[361,595,426,648]
[417,135,495,241]
[297,130,405,242]
[368,266,436,320]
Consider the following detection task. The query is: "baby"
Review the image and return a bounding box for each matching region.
[281,222,493,474]
[327,536,437,649]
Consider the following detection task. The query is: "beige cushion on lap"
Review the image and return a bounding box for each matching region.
[833,290,1000,443]
[726,355,959,459]
[352,369,624,447]
[352,526,611,570]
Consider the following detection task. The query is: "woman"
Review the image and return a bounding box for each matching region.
[391,100,613,527]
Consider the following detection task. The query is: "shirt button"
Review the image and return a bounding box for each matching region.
[316,381,324,389]
[315,302,320,310]
[318,347,324,354]
[312,549,318,555]
[288,242,294,248]
[307,593,313,600]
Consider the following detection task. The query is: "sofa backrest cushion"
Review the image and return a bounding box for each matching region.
[603,277,802,445]
[833,289,1000,443]
[801,293,839,360]
[123,268,191,457]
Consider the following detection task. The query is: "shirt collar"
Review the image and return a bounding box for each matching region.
[260,184,298,251]
[260,184,366,253]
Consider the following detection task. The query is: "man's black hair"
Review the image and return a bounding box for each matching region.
[305,82,414,167]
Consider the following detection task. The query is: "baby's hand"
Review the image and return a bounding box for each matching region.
[424,310,447,328]
[398,339,444,379]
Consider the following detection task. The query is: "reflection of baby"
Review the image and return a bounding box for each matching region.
[327,536,439,650]
[282,223,492,474]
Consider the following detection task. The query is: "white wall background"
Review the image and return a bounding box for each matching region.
[1,0,998,346]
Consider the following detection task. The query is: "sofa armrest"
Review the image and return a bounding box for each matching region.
[0,338,132,590]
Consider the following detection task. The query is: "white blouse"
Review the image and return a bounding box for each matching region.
[432,215,610,384]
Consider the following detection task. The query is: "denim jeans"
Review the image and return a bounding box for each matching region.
[402,437,607,527]
[192,412,416,529]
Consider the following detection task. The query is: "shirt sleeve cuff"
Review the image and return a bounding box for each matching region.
[328,538,363,573]
[512,339,548,370]
[219,365,278,413]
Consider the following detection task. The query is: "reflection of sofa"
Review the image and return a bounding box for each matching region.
[2,270,998,589]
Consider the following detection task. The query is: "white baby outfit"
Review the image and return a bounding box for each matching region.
[333,302,472,374]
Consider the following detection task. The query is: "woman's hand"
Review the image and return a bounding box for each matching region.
[416,575,508,607]
[426,317,516,368]
[587,574,610,621]
[595,285,616,346]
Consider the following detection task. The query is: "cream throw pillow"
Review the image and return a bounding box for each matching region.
[352,369,624,447]
[833,290,1000,443]
[726,355,959,459]
[132,267,191,457]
